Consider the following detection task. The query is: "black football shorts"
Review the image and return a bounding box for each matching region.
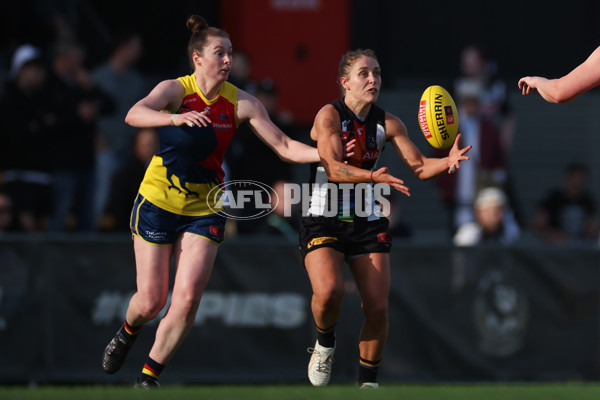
[298,216,391,264]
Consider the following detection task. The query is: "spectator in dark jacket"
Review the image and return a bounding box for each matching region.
[532,163,598,245]
[0,44,54,231]
[45,40,114,232]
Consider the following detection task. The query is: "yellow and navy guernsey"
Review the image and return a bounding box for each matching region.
[138,75,238,216]
[307,98,387,221]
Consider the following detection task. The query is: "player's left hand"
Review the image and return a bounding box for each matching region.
[172,110,212,127]
[447,133,471,174]
[518,76,546,95]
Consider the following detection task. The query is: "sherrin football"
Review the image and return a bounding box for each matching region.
[418,85,458,149]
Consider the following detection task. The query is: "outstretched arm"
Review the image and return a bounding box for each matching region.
[387,112,471,180]
[518,45,600,103]
[238,90,319,164]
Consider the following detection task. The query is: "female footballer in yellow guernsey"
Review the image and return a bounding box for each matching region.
[101,15,326,388]
[301,49,471,388]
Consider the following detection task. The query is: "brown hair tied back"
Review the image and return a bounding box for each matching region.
[186,15,230,71]
[187,14,209,34]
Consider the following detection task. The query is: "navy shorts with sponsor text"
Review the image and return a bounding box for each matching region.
[298,215,391,264]
[130,194,226,245]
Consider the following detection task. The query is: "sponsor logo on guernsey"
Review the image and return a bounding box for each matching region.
[213,122,233,131]
[362,150,380,161]
[341,120,351,132]
[307,236,338,249]
[211,110,232,131]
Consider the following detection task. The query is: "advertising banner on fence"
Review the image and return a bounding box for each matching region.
[1,237,599,384]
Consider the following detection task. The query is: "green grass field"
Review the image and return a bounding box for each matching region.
[2,383,600,400]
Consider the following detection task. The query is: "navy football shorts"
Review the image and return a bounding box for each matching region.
[130,194,226,245]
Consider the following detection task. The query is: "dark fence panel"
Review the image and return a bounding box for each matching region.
[0,236,599,384]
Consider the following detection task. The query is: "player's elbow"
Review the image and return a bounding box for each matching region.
[269,139,297,164]
[277,153,296,164]
[547,81,576,103]
[320,164,336,181]
[409,163,431,181]
[416,173,434,181]
[124,110,137,126]
[320,162,343,182]
[549,90,572,104]
[275,146,298,164]
[554,94,574,104]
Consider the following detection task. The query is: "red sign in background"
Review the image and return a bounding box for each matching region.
[220,0,350,125]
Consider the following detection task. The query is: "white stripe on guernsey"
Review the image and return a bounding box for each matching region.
[307,166,329,216]
[376,123,386,153]
[306,167,382,219]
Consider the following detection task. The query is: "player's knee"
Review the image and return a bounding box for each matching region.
[137,298,167,320]
[173,291,202,317]
[314,284,345,310]
[362,300,388,322]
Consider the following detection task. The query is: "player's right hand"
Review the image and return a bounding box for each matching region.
[372,167,411,197]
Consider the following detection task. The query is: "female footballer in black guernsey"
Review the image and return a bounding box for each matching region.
[301,49,471,388]
[101,15,324,388]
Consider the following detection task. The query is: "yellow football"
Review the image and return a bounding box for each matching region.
[418,85,459,149]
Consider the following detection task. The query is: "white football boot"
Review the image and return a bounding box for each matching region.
[360,382,379,389]
[307,340,335,386]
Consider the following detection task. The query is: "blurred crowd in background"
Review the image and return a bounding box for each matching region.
[0,1,598,247]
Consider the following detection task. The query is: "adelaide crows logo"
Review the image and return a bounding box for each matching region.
[158,124,219,197]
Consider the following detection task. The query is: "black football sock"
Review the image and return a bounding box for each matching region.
[316,324,336,348]
[122,320,141,341]
[358,357,381,384]
[141,357,164,381]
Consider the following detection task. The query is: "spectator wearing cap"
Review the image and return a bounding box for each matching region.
[453,187,521,246]
[0,44,55,231]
